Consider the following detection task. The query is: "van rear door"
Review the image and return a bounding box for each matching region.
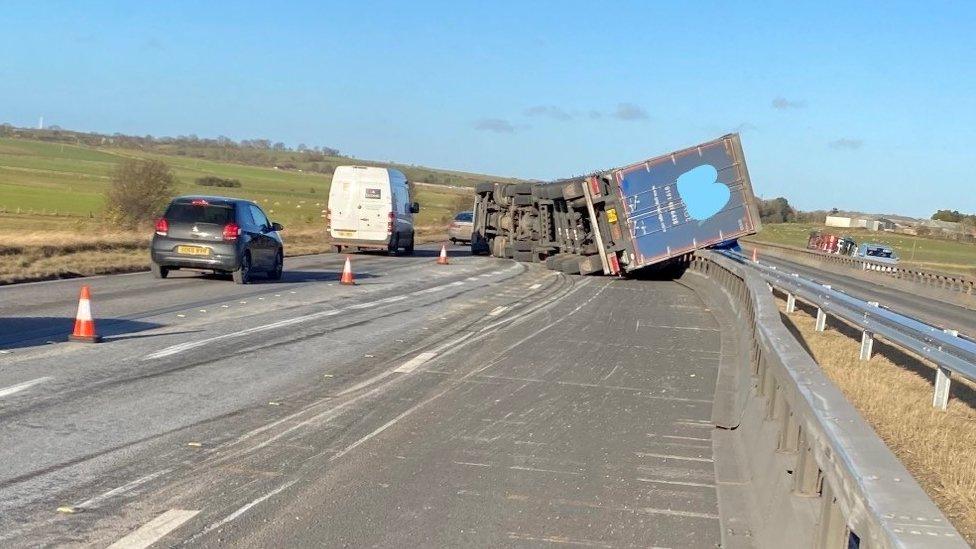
[358,175,391,242]
[329,176,363,239]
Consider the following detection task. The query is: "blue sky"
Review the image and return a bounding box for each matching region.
[2,1,974,217]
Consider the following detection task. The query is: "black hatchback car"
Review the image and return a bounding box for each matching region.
[150,196,284,284]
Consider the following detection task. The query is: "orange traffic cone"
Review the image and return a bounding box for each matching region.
[69,285,102,343]
[340,256,355,285]
[437,244,449,265]
[751,248,758,263]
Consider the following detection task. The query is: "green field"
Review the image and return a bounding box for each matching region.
[747,222,976,275]
[0,137,475,231]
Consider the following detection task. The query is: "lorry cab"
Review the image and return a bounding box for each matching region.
[327,166,419,254]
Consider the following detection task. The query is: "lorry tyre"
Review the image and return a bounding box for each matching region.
[475,182,495,194]
[514,194,534,206]
[559,257,581,275]
[512,183,533,195]
[561,181,585,200]
[513,250,533,262]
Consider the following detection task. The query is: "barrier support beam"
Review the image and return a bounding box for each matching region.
[815,308,827,332]
[859,331,874,361]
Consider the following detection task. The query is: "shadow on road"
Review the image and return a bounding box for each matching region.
[0,317,163,350]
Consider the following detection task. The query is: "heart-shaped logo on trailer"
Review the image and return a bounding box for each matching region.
[675,164,731,221]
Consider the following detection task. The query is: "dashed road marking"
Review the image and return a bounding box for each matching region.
[107,509,199,549]
[0,376,53,398]
[488,306,508,316]
[529,283,542,290]
[635,451,713,463]
[188,480,296,543]
[394,352,437,373]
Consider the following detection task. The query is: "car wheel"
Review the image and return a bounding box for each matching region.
[450,237,456,244]
[233,252,252,284]
[404,232,415,255]
[267,249,283,280]
[151,261,169,279]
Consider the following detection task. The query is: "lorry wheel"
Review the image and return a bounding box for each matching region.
[475,182,495,194]
[513,194,534,206]
[562,181,585,200]
[559,257,581,275]
[513,250,533,262]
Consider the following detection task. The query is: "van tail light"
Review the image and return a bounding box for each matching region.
[387,212,394,233]
[222,222,241,241]
[155,218,169,236]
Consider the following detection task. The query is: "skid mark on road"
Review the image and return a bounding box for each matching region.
[186,480,297,543]
[75,469,172,510]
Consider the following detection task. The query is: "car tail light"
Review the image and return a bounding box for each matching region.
[387,212,394,233]
[155,218,168,236]
[222,222,241,241]
[191,199,209,206]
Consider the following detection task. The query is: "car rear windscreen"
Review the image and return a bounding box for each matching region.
[166,203,234,224]
[454,212,473,222]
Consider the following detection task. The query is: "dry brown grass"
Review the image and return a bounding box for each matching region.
[0,225,450,284]
[775,294,976,544]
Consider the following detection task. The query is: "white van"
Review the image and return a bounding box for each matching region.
[328,166,419,254]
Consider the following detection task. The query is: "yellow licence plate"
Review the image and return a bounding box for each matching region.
[335,230,355,237]
[606,208,618,224]
[177,245,210,256]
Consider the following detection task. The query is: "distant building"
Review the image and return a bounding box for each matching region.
[825,215,896,232]
[825,215,854,228]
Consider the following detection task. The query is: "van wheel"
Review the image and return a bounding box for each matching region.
[151,262,169,279]
[334,245,342,254]
[404,232,415,254]
[388,235,399,256]
[233,252,252,284]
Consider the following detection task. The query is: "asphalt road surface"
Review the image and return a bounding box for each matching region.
[758,254,976,339]
[0,244,725,547]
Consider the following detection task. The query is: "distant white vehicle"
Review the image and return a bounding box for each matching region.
[327,166,419,254]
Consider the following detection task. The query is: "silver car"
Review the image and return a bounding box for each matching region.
[448,211,473,244]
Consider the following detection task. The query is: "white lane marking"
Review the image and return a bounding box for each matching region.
[0,377,53,398]
[76,469,172,509]
[190,480,296,541]
[449,281,464,286]
[465,277,479,282]
[487,306,508,316]
[529,283,542,290]
[636,477,716,489]
[635,451,713,463]
[394,352,437,373]
[454,461,491,468]
[107,509,199,549]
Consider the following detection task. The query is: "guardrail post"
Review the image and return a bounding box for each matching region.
[859,331,874,361]
[933,329,958,410]
[793,432,822,497]
[816,480,849,549]
[785,292,796,313]
[815,308,827,332]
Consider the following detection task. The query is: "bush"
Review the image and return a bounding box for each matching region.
[195,176,241,188]
[105,159,177,227]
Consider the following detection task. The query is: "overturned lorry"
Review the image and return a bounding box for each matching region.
[470,134,761,275]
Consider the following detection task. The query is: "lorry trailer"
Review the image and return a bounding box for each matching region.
[470,134,761,275]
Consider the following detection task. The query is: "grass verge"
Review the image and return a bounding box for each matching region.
[773,292,976,544]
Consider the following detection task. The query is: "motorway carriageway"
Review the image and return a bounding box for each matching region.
[756,253,976,339]
[0,244,726,547]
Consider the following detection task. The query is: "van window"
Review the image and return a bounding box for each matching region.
[165,202,234,224]
[454,212,473,222]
